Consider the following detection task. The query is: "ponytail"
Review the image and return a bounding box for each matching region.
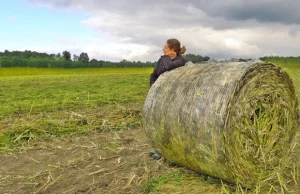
[180,46,186,55]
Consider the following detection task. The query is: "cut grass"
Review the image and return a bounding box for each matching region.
[0,71,151,148]
[0,67,153,77]
[139,170,225,194]
[0,73,148,116]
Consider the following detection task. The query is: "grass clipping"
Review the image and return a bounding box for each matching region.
[143,62,299,192]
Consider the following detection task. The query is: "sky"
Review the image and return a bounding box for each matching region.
[1,0,300,62]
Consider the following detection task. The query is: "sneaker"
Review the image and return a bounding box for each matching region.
[148,151,161,160]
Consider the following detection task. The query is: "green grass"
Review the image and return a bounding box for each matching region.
[267,58,300,97]
[265,56,300,69]
[0,67,153,77]
[139,171,224,194]
[0,68,152,148]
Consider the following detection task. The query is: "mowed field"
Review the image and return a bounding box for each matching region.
[0,63,299,193]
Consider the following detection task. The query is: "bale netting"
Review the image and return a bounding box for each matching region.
[142,61,299,190]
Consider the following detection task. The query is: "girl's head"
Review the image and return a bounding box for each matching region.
[163,38,186,55]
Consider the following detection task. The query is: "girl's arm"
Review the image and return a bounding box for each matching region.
[149,57,162,86]
[160,55,185,71]
[150,70,157,86]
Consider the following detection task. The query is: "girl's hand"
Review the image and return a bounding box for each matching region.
[165,51,177,59]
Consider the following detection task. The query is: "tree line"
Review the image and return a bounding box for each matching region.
[0,50,210,68]
[259,56,300,63]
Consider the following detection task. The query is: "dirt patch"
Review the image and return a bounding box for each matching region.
[1,128,297,194]
[0,128,170,194]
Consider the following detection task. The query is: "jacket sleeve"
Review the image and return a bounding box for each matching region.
[161,55,185,71]
[150,69,157,86]
[150,58,161,87]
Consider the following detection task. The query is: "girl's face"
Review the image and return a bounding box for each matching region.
[163,42,174,55]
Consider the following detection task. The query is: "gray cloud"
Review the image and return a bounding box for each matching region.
[27,0,300,61]
[28,0,300,27]
[288,26,300,37]
[189,0,300,25]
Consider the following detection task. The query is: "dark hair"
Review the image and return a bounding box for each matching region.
[167,38,186,55]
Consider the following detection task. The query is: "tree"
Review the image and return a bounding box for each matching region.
[49,54,56,59]
[89,59,97,67]
[78,52,89,64]
[55,53,61,60]
[118,59,128,67]
[183,54,210,63]
[62,51,71,61]
[73,54,79,61]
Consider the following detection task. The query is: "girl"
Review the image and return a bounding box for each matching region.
[149,39,186,160]
[150,38,186,87]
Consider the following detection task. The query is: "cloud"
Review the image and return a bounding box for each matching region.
[288,26,300,37]
[26,0,300,61]
[188,0,300,25]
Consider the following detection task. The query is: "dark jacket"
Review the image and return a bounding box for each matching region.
[150,54,185,86]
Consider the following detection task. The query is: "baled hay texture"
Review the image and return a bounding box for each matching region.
[142,62,299,191]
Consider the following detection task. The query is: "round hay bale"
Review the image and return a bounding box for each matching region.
[142,62,299,188]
